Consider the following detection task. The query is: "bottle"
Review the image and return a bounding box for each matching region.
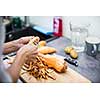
[12,16,22,30]
[53,16,63,37]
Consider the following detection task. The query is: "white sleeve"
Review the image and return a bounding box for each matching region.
[0,17,12,83]
[0,60,12,83]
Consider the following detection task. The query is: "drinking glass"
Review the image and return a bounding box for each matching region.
[69,21,90,52]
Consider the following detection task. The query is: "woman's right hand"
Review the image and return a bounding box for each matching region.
[7,44,38,82]
[7,36,39,82]
[17,36,40,63]
[17,44,38,64]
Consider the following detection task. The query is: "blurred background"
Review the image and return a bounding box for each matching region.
[1,16,100,42]
[20,16,100,38]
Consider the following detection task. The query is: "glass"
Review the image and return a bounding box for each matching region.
[69,21,90,52]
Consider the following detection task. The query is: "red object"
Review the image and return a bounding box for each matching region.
[53,16,63,37]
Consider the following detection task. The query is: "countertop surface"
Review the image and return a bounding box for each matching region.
[47,37,100,83]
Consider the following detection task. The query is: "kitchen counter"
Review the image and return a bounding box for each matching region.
[3,36,100,83]
[47,37,100,83]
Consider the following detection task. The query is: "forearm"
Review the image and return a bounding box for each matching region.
[3,36,33,54]
[3,41,20,54]
[7,52,26,82]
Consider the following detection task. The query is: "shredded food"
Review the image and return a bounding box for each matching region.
[21,37,56,80]
[21,56,56,80]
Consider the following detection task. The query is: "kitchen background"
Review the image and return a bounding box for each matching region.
[20,16,100,39]
[2,16,100,83]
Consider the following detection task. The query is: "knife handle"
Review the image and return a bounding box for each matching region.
[64,57,78,67]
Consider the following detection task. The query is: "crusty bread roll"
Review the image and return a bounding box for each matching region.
[38,46,56,54]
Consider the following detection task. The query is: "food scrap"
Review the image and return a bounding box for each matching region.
[21,55,56,80]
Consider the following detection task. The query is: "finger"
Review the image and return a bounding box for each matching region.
[21,36,34,44]
[33,51,38,55]
[27,44,38,49]
[29,36,40,45]
[28,54,38,59]
[24,37,33,44]
[17,44,24,48]
[31,54,38,58]
[38,53,44,57]
[31,51,38,56]
[32,45,38,50]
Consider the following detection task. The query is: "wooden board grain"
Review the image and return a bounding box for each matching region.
[20,67,91,83]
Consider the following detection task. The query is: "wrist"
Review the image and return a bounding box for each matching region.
[16,51,27,67]
[3,41,20,54]
[17,48,28,62]
[17,49,25,58]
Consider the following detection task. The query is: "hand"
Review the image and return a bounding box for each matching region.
[3,36,36,54]
[3,36,40,55]
[14,36,34,49]
[17,44,38,63]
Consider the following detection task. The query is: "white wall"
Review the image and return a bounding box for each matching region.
[20,16,100,39]
[63,16,100,39]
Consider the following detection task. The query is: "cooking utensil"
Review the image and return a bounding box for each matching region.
[64,57,78,67]
[52,54,78,67]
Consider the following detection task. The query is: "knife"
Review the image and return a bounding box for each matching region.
[52,54,78,67]
[64,57,78,67]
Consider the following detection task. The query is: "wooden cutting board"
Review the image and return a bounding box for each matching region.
[5,54,90,83]
[20,67,91,83]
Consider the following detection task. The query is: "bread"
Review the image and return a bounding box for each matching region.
[38,46,56,54]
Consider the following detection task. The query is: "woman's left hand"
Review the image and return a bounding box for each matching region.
[3,36,34,54]
[14,36,34,48]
